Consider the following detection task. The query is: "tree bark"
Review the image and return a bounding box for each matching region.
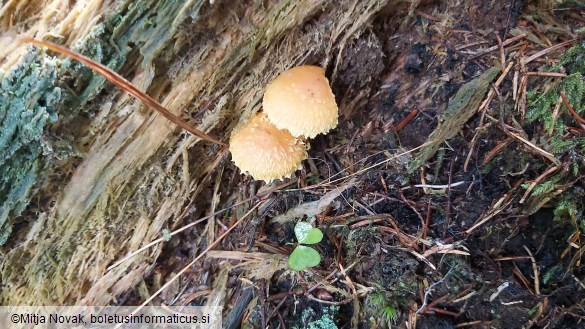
[0,0,405,305]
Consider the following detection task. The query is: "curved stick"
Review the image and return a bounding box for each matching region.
[20,37,227,147]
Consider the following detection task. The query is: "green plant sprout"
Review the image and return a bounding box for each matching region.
[288,221,323,271]
[368,292,399,326]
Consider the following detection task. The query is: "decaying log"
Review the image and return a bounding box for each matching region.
[0,0,410,305]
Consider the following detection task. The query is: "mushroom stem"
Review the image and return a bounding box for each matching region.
[20,37,227,147]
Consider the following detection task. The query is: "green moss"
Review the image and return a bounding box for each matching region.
[522,40,585,225]
[526,43,585,157]
[531,180,557,197]
[365,292,399,325]
[554,193,584,225]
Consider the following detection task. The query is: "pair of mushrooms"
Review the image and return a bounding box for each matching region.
[229,65,339,182]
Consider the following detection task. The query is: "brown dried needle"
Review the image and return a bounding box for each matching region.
[20,37,227,147]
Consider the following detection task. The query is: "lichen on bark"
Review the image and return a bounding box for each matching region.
[0,51,61,245]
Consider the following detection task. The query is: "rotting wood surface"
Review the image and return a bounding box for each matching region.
[0,0,407,306]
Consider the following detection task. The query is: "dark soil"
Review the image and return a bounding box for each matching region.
[153,1,585,328]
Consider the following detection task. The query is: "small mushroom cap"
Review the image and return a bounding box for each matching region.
[263,65,338,138]
[229,113,307,182]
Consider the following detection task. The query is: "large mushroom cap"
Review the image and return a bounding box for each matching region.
[263,65,338,138]
[229,113,307,182]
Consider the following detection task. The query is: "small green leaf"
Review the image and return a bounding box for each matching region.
[294,221,323,244]
[288,245,321,271]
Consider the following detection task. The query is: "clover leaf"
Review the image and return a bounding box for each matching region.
[288,245,321,271]
[294,221,323,244]
[288,222,324,271]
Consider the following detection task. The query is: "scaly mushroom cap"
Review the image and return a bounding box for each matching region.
[229,113,308,182]
[263,65,338,138]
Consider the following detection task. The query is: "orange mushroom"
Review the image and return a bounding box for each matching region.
[229,113,307,182]
[263,65,338,138]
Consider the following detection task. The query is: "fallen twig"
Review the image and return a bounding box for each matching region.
[21,37,227,146]
[519,165,560,204]
[524,245,541,295]
[394,108,419,131]
[561,91,585,124]
[525,39,577,64]
[467,33,527,59]
[417,268,455,314]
